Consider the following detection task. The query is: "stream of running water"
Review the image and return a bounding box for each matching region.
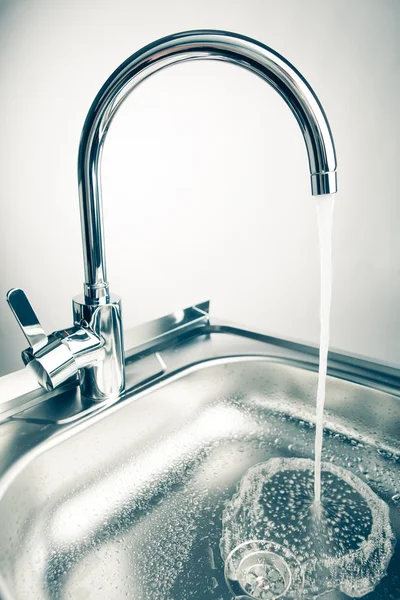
[314,193,335,504]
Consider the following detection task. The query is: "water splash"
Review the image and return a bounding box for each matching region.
[221,458,395,598]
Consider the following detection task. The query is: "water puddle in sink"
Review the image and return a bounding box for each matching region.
[221,457,395,598]
[220,194,396,598]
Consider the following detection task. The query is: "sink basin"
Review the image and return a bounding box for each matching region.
[0,323,399,599]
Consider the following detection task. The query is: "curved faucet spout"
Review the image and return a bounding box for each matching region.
[78,30,337,304]
[7,30,338,402]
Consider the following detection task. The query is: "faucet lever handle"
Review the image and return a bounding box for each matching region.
[7,288,48,353]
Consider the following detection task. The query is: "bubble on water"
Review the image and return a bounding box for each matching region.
[220,457,395,598]
[391,493,400,507]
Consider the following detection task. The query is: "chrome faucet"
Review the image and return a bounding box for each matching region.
[7,30,337,402]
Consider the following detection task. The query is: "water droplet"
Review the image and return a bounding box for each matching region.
[391,493,400,506]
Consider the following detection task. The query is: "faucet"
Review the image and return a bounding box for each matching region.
[7,30,337,402]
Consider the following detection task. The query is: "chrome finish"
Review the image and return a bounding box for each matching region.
[0,323,398,600]
[72,294,125,400]
[6,30,338,402]
[27,336,77,391]
[311,171,338,196]
[79,29,337,303]
[23,326,104,392]
[7,288,104,393]
[6,288,48,353]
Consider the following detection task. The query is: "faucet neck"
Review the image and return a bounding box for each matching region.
[78,29,337,304]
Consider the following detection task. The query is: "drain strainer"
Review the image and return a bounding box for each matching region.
[224,540,304,599]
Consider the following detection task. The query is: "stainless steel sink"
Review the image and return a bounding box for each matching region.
[0,311,399,600]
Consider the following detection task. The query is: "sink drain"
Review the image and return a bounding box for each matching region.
[237,550,291,599]
[224,540,304,599]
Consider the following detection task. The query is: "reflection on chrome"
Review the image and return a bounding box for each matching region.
[7,30,337,403]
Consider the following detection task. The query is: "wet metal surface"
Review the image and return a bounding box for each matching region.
[0,329,399,599]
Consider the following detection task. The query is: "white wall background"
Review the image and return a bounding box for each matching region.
[0,0,399,377]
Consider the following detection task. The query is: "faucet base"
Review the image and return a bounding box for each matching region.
[73,294,125,401]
